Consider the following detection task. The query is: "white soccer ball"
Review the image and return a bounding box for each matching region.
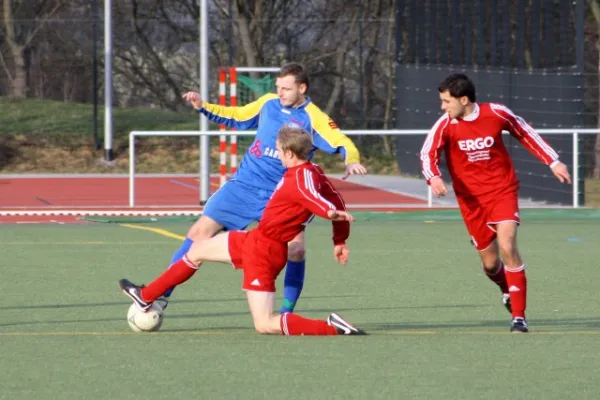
[127,303,163,332]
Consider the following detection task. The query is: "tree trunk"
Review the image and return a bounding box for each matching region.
[3,0,27,98]
[9,46,27,99]
[2,0,66,99]
[324,14,358,115]
[235,0,258,72]
[382,6,395,157]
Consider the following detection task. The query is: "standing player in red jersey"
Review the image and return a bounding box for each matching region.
[119,125,365,336]
[420,73,571,333]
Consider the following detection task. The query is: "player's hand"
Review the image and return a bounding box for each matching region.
[430,176,448,197]
[342,163,367,180]
[333,244,350,264]
[550,161,572,184]
[327,210,355,222]
[182,91,203,109]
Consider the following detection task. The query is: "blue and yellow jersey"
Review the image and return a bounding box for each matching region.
[197,93,361,191]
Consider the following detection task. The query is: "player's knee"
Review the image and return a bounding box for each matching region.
[185,242,205,265]
[498,239,518,259]
[482,260,499,272]
[187,218,221,241]
[187,226,214,241]
[287,242,306,261]
[253,320,278,335]
[253,325,271,335]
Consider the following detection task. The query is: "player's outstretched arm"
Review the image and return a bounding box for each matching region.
[550,161,572,184]
[307,106,366,178]
[490,104,562,168]
[182,91,275,130]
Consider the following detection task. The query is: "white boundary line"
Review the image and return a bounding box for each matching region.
[0,205,580,216]
[0,173,218,178]
[0,205,203,210]
[0,205,435,216]
[0,210,204,216]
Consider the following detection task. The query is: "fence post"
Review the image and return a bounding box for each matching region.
[129,132,135,207]
[572,132,579,208]
[427,186,433,208]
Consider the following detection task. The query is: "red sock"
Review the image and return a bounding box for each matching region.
[505,264,527,318]
[141,255,198,302]
[280,313,338,336]
[483,261,509,293]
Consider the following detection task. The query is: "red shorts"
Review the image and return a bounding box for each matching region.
[457,191,520,251]
[228,229,288,292]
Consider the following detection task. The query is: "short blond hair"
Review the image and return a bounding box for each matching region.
[277,125,313,160]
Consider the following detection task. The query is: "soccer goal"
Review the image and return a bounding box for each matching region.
[217,66,281,186]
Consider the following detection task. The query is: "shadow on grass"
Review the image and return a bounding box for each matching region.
[0,294,358,311]
[0,301,485,329]
[365,316,600,332]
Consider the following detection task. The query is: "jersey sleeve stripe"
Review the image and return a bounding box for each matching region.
[323,180,346,208]
[420,114,449,179]
[305,104,361,165]
[304,169,336,209]
[491,104,557,157]
[490,104,559,161]
[295,169,327,212]
[298,168,336,211]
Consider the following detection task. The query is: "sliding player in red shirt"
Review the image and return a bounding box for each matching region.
[119,125,365,336]
[420,74,571,333]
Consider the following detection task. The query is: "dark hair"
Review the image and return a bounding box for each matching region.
[277,125,313,160]
[278,62,310,91]
[438,73,476,102]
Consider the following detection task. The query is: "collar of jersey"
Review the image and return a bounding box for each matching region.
[280,97,312,110]
[286,162,309,172]
[461,103,480,121]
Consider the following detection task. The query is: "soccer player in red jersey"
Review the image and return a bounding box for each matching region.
[420,73,572,333]
[119,125,365,336]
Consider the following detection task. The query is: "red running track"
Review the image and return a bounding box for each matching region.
[0,176,427,223]
[0,176,425,208]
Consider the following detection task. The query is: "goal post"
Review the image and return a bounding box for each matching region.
[217,66,281,187]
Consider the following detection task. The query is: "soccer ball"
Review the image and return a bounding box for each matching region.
[127,303,163,332]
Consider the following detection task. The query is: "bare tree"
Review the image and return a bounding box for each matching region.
[0,0,67,98]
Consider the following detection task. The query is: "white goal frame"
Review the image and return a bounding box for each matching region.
[129,128,596,208]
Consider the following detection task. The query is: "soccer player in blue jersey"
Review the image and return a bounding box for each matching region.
[161,62,366,313]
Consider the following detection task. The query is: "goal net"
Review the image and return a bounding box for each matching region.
[217,67,280,186]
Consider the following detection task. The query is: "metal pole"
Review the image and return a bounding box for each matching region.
[91,0,100,150]
[576,0,585,207]
[572,132,579,208]
[104,0,114,161]
[199,0,210,203]
[228,0,233,65]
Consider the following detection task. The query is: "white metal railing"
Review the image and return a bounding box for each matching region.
[129,129,600,208]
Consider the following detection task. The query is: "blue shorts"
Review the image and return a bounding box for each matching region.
[202,179,272,231]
